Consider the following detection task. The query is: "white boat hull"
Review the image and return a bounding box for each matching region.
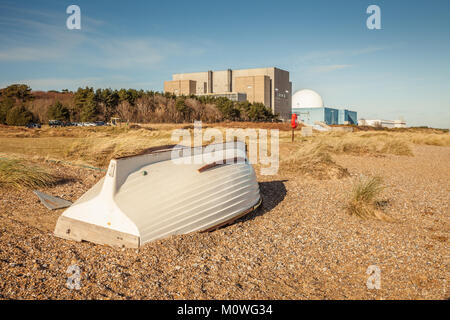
[54,142,261,247]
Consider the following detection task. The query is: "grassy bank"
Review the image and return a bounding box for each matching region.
[0,124,448,176]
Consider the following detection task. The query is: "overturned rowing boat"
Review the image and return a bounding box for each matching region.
[54,141,261,248]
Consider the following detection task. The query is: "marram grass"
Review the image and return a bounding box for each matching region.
[346,176,394,221]
[0,158,57,190]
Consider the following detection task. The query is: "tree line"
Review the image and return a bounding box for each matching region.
[0,84,278,125]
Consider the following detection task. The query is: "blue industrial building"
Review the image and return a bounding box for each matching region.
[292,107,357,126]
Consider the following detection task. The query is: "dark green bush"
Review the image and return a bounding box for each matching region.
[47,101,70,121]
[0,97,15,124]
[6,105,34,126]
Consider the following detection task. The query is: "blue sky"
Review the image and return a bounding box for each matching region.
[0,0,449,128]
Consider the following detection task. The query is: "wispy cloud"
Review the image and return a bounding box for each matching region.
[0,7,92,62]
[0,77,102,90]
[288,46,388,74]
[0,33,182,68]
[351,47,385,56]
[308,64,352,73]
[296,46,387,63]
[0,46,65,61]
[0,5,203,71]
[88,38,179,69]
[0,75,160,91]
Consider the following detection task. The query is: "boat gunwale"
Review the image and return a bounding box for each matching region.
[114,141,248,160]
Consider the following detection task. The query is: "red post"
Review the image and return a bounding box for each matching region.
[291,114,297,142]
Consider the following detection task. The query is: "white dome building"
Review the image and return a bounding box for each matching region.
[292,89,324,108]
[291,88,358,126]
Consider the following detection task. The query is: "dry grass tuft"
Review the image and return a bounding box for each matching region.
[0,158,57,190]
[410,133,450,146]
[62,129,174,167]
[380,139,413,156]
[346,176,394,221]
[351,176,384,204]
[281,143,349,179]
[312,132,414,156]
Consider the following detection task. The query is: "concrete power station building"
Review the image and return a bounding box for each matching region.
[164,67,292,120]
[291,89,357,125]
